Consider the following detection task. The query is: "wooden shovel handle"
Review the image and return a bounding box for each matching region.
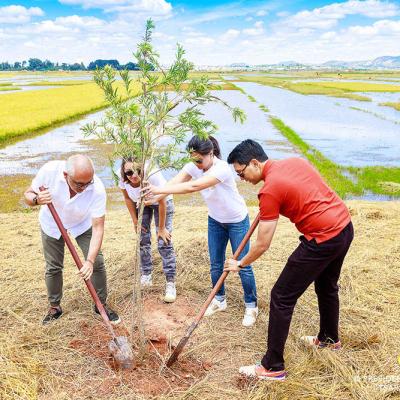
[39,186,115,337]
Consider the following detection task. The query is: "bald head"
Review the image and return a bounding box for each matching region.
[65,155,94,177]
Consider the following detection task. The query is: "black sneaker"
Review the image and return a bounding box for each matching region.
[42,306,63,325]
[94,304,121,325]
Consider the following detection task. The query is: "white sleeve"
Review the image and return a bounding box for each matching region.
[91,180,107,218]
[148,170,167,186]
[181,162,197,178]
[208,162,231,183]
[31,162,53,193]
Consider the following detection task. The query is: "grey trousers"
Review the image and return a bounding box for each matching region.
[41,227,107,306]
[140,199,176,282]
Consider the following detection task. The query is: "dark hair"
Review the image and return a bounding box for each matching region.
[227,139,268,165]
[120,157,141,183]
[186,135,221,159]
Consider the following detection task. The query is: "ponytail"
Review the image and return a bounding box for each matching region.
[187,135,221,159]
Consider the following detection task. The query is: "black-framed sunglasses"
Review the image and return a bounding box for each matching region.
[70,177,94,189]
[236,163,249,178]
[192,152,213,165]
[125,169,141,177]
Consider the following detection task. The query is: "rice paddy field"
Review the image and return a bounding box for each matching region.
[0,70,400,399]
[0,81,140,144]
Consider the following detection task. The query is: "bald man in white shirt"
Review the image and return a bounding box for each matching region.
[24,154,120,325]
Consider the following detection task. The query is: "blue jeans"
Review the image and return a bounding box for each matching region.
[208,215,257,308]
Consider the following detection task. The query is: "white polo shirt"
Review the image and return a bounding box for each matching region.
[31,160,107,239]
[119,169,172,204]
[182,158,247,223]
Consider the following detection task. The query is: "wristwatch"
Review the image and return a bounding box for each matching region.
[237,259,243,268]
[33,195,39,206]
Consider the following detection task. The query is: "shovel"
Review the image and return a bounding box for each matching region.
[166,213,260,367]
[39,186,133,369]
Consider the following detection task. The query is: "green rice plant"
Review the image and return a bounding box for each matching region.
[304,81,400,92]
[27,80,92,86]
[0,86,20,92]
[348,166,400,197]
[380,101,400,111]
[259,104,269,112]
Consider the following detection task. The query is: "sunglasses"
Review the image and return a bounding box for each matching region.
[236,163,249,178]
[125,169,141,177]
[70,177,94,189]
[192,152,213,165]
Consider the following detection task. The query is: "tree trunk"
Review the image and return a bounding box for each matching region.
[131,199,146,361]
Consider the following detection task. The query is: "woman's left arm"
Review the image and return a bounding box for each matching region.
[149,175,220,195]
[157,197,171,244]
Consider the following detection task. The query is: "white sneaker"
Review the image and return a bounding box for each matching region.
[300,335,342,350]
[242,307,258,327]
[164,282,176,303]
[140,274,152,287]
[239,364,286,381]
[204,298,227,317]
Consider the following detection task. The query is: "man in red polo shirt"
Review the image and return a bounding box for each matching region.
[224,139,353,381]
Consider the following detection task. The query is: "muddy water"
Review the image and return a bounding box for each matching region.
[234,82,400,167]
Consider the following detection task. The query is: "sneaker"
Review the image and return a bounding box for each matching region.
[164,282,176,303]
[300,335,341,350]
[94,304,121,325]
[204,298,227,317]
[140,274,153,287]
[239,363,286,381]
[242,307,258,327]
[42,306,63,325]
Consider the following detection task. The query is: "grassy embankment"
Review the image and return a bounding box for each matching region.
[269,117,400,198]
[236,75,400,102]
[381,102,400,111]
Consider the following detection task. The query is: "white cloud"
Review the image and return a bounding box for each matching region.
[348,19,400,35]
[184,36,215,46]
[55,15,106,27]
[279,0,400,31]
[0,5,44,24]
[256,10,267,17]
[59,0,172,15]
[220,29,240,42]
[243,21,264,36]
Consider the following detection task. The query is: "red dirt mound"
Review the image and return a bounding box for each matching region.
[68,294,212,397]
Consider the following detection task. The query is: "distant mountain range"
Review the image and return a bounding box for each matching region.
[321,56,400,69]
[231,56,400,70]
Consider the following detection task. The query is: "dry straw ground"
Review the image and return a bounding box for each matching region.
[1,202,400,400]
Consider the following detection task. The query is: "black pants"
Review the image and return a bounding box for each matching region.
[261,222,354,371]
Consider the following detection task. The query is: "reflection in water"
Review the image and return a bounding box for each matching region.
[235,82,400,167]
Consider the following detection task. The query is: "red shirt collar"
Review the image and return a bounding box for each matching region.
[261,159,272,181]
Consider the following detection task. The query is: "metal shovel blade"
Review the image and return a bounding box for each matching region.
[108,336,134,369]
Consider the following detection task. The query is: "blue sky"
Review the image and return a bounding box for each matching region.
[0,0,399,65]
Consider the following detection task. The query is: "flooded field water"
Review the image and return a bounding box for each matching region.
[1,78,399,206]
[234,81,400,167]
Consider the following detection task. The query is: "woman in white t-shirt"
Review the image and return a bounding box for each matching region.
[144,136,258,327]
[119,158,177,303]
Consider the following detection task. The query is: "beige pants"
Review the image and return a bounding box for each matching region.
[41,227,107,306]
